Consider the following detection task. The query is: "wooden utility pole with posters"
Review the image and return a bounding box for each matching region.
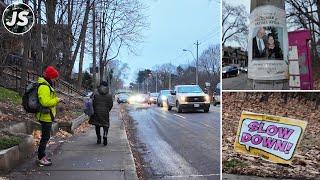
[250,0,284,11]
[249,0,288,90]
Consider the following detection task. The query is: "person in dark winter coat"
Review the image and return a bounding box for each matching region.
[89,82,113,146]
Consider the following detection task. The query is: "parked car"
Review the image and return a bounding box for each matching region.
[117,93,129,104]
[148,93,159,105]
[222,65,239,78]
[167,85,210,113]
[213,83,220,106]
[157,90,171,107]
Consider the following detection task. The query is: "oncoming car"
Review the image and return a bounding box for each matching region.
[157,90,171,107]
[148,93,159,105]
[167,85,210,113]
[213,83,220,106]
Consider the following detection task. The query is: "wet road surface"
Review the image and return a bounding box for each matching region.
[127,104,220,180]
[222,73,251,90]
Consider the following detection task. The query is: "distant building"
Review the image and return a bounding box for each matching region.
[222,46,248,67]
[0,22,72,72]
[0,1,25,64]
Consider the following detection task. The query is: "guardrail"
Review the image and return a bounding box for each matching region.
[0,66,86,97]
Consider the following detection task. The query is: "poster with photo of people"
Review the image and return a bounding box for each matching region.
[248,5,289,80]
[252,27,284,60]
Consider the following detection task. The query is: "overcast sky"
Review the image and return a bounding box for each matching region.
[74,0,221,85]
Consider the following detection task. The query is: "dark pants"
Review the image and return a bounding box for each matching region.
[95,125,109,138]
[38,122,52,160]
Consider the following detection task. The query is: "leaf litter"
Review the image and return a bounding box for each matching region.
[222,92,320,179]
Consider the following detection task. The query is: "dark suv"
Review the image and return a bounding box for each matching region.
[222,65,239,78]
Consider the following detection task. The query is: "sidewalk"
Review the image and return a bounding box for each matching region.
[8,103,138,180]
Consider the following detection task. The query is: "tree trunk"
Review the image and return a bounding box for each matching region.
[92,2,97,89]
[37,0,43,75]
[44,0,57,68]
[62,0,73,80]
[77,38,86,88]
[21,33,30,95]
[317,1,320,25]
[61,0,90,81]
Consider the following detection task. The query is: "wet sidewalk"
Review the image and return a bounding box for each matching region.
[8,104,138,180]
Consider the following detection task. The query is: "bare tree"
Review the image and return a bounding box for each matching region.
[222,0,249,49]
[198,45,220,76]
[96,0,147,83]
[286,0,319,76]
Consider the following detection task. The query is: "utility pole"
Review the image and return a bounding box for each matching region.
[250,0,284,11]
[195,40,200,85]
[147,77,149,93]
[249,0,288,90]
[155,72,158,93]
[169,73,171,90]
[169,61,172,90]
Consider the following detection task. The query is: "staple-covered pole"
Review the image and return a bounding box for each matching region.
[248,0,288,90]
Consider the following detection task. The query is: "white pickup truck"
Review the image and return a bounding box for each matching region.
[167,85,211,113]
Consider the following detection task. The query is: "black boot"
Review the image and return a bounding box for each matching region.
[103,137,107,146]
[97,136,101,144]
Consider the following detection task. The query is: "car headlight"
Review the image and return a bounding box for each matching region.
[222,71,226,73]
[180,96,186,102]
[205,95,210,102]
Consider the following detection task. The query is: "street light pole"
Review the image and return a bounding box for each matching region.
[183,49,197,85]
[195,40,199,85]
[147,73,151,93]
[155,72,158,93]
[169,72,171,90]
[147,78,149,93]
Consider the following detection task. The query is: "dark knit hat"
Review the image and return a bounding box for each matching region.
[44,66,59,79]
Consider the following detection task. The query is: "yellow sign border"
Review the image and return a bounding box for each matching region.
[234,111,308,164]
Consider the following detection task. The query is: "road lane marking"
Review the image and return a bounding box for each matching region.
[173,114,186,119]
[153,108,215,131]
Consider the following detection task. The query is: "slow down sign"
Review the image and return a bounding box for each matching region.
[234,111,307,164]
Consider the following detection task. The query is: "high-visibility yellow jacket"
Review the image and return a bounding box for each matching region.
[36,77,59,122]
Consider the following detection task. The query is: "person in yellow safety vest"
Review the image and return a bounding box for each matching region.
[36,66,62,166]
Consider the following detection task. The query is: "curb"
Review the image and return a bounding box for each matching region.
[117,105,139,180]
[0,133,33,173]
[2,121,59,136]
[58,113,87,133]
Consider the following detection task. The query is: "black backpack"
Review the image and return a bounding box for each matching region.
[22,82,47,113]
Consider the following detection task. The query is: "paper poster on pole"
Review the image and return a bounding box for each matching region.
[248,5,289,80]
[234,111,307,164]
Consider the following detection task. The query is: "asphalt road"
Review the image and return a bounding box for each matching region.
[127,104,220,180]
[222,73,252,90]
